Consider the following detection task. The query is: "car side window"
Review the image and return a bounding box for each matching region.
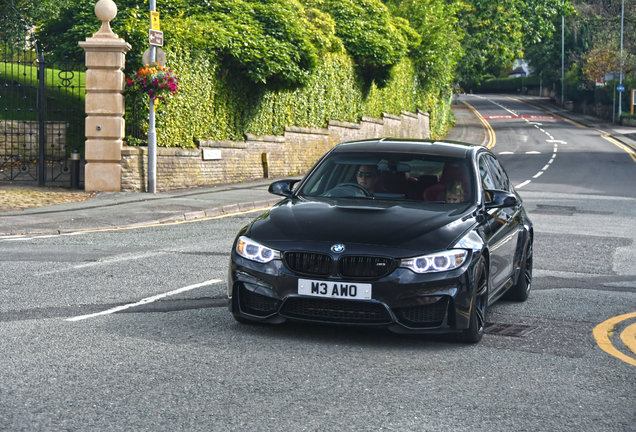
[485,155,509,191]
[478,156,496,190]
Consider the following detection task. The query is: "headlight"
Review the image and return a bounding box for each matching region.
[400,250,468,274]
[236,236,280,263]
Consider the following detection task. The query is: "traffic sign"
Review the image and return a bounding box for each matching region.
[151,11,160,30]
[142,47,166,66]
[617,84,625,92]
[149,29,164,46]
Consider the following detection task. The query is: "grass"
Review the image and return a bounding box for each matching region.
[1,61,86,122]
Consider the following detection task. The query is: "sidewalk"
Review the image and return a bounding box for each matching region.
[0,179,284,236]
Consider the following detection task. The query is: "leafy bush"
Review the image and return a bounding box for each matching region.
[307,0,412,86]
[148,50,452,148]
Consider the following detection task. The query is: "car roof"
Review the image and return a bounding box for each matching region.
[332,138,479,158]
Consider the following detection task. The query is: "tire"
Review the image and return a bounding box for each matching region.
[505,239,532,302]
[458,257,488,344]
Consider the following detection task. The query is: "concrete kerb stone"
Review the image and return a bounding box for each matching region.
[184,211,207,221]
[238,202,256,212]
[152,199,283,226]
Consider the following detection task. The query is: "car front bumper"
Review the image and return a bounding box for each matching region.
[228,252,481,334]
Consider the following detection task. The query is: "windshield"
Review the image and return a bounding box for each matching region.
[298,152,474,204]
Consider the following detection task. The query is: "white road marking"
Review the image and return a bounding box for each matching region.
[542,164,550,171]
[547,140,567,144]
[526,151,541,154]
[36,251,166,276]
[516,180,531,188]
[499,151,514,155]
[66,279,222,321]
[533,171,544,178]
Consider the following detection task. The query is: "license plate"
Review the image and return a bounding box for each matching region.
[298,279,372,300]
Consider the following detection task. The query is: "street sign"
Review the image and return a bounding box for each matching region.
[149,29,164,46]
[617,84,625,92]
[142,47,166,66]
[150,11,160,30]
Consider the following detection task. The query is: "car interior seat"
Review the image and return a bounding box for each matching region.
[422,163,469,201]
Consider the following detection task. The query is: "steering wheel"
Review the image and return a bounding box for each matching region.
[326,182,371,197]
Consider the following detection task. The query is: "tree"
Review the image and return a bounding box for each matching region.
[386,0,464,92]
[0,0,71,24]
[456,0,575,84]
[581,42,620,85]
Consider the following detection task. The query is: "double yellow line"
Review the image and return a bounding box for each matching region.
[601,134,636,163]
[461,100,496,150]
[594,312,636,367]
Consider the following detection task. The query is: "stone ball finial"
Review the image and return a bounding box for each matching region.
[93,0,118,38]
[95,0,117,21]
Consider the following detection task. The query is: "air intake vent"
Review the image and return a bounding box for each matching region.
[284,252,333,276]
[339,256,393,278]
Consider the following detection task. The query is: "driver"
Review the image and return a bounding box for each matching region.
[356,165,380,195]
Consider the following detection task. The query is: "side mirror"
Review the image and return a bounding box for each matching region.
[484,189,519,209]
[268,179,299,198]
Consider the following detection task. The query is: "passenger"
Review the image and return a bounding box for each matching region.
[356,165,380,195]
[444,181,464,203]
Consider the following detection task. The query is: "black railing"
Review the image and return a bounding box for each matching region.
[1,1,85,185]
[125,93,148,146]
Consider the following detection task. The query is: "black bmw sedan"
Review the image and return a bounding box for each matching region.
[228,138,533,343]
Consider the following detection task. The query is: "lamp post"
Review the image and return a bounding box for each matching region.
[561,14,564,107]
[148,0,157,193]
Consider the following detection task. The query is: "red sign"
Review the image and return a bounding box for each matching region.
[149,29,164,46]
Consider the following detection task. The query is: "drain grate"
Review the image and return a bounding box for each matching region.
[485,322,538,337]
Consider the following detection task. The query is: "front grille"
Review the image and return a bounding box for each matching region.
[284,252,333,276]
[280,297,392,324]
[339,256,393,278]
[239,285,280,316]
[396,297,448,327]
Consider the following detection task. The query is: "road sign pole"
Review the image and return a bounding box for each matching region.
[148,0,157,193]
[618,0,624,119]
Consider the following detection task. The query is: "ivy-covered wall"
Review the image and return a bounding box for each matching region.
[141,50,452,150]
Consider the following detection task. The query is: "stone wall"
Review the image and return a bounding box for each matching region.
[121,111,430,192]
[0,121,67,157]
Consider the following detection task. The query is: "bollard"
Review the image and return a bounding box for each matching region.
[71,148,81,190]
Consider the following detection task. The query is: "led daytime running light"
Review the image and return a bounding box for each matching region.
[236,236,280,263]
[401,250,468,274]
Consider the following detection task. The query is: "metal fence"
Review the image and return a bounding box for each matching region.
[1,1,85,186]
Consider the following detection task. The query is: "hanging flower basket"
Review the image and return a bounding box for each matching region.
[126,62,178,100]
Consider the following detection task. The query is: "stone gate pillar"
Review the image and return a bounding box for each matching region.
[79,0,131,191]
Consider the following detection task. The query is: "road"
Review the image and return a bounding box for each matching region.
[1,94,635,431]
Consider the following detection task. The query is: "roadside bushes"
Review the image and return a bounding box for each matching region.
[154,50,437,148]
[38,0,461,148]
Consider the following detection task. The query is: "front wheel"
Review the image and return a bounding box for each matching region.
[458,257,488,344]
[505,239,532,302]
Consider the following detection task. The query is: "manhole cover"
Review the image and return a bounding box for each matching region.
[485,322,538,337]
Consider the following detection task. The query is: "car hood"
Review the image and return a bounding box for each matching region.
[247,198,477,255]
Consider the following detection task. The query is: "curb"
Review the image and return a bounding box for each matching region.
[0,197,283,237]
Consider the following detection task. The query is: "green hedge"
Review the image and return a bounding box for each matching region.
[141,50,453,148]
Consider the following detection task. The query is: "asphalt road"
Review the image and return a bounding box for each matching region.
[1,95,635,431]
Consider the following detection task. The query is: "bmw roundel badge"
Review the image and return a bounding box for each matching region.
[331,244,346,253]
